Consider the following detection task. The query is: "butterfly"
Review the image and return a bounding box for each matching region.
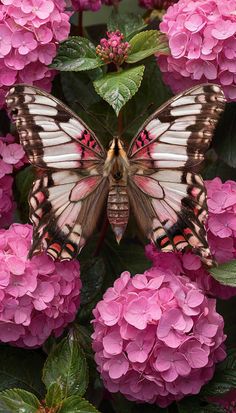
[6,83,225,265]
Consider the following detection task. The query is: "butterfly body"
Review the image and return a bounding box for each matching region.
[6,83,225,264]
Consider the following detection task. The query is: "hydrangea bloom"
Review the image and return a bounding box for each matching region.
[139,0,177,9]
[102,0,121,5]
[158,0,236,101]
[0,224,81,348]
[0,0,71,107]
[70,0,120,11]
[70,0,102,11]
[0,134,25,228]
[145,178,236,300]
[92,268,226,407]
[211,389,236,412]
[205,178,236,262]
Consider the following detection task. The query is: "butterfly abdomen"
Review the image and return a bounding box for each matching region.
[107,186,129,243]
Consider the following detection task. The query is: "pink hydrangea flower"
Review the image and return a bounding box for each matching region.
[0,0,71,107]
[211,389,236,412]
[0,223,81,348]
[70,0,102,11]
[102,0,121,5]
[70,0,121,9]
[139,0,177,9]
[158,0,236,101]
[0,134,25,228]
[92,268,226,407]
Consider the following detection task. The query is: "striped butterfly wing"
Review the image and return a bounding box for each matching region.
[6,84,108,260]
[127,84,226,265]
[29,171,108,260]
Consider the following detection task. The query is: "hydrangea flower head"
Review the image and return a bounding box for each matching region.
[102,0,121,5]
[211,389,236,412]
[158,0,236,101]
[70,0,102,11]
[0,0,71,107]
[92,267,226,406]
[139,0,177,9]
[0,134,25,227]
[96,31,131,65]
[0,224,81,348]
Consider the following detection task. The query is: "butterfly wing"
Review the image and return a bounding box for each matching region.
[29,170,108,260]
[127,84,226,264]
[6,84,105,170]
[6,84,107,260]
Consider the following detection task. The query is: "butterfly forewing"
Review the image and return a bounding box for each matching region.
[6,85,105,170]
[128,84,225,171]
[128,84,226,264]
[6,84,107,260]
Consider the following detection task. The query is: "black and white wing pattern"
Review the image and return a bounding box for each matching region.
[127,84,226,265]
[6,84,108,260]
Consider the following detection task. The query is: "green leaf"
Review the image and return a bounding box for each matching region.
[107,10,146,40]
[14,166,35,223]
[58,396,100,413]
[210,260,236,286]
[0,389,40,413]
[73,325,93,360]
[80,257,105,306]
[42,331,88,398]
[201,348,236,396]
[93,65,145,116]
[45,382,63,407]
[0,346,45,397]
[127,31,169,64]
[51,37,104,72]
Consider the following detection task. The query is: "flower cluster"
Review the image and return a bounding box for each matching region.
[145,178,236,300]
[92,268,226,407]
[96,30,130,66]
[139,0,177,9]
[70,0,102,11]
[0,0,71,107]
[0,224,81,348]
[102,0,121,5]
[158,0,236,101]
[70,0,120,11]
[211,389,236,412]
[0,134,25,228]
[205,178,236,263]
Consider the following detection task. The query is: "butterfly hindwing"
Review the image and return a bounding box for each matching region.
[29,170,108,260]
[6,84,105,170]
[128,84,226,264]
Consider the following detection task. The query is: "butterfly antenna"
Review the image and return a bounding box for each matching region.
[121,102,155,136]
[74,100,114,138]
